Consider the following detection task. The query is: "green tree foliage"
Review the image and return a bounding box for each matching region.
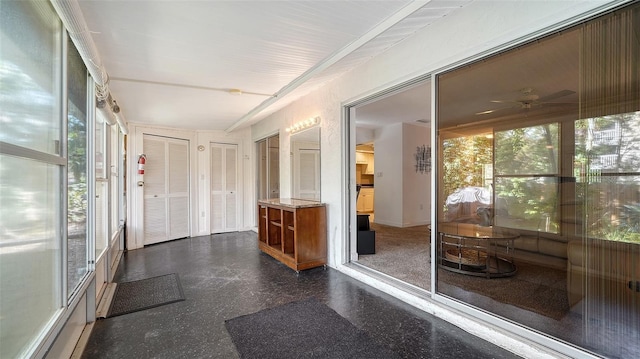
[441,135,492,199]
[495,124,558,175]
[493,124,560,233]
[575,112,640,243]
[68,115,86,184]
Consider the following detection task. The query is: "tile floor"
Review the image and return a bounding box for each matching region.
[81,231,521,358]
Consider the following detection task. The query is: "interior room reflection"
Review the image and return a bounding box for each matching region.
[435,9,639,359]
[290,126,320,201]
[256,134,280,200]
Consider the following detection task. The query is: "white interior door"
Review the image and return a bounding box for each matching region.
[211,143,238,233]
[143,135,189,245]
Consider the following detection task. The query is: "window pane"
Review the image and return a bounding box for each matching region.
[1,1,63,357]
[96,180,108,257]
[575,112,640,173]
[110,125,120,234]
[95,111,106,179]
[256,139,267,200]
[436,4,639,358]
[0,155,61,358]
[268,135,280,199]
[494,176,560,233]
[256,135,280,201]
[578,175,640,242]
[571,5,640,357]
[0,0,62,154]
[67,38,88,296]
[495,124,559,175]
[441,134,493,200]
[576,113,640,242]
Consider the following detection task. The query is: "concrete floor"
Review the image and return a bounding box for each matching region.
[82,231,521,358]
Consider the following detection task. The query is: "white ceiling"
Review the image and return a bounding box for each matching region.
[355,81,432,130]
[77,0,472,132]
[354,22,580,133]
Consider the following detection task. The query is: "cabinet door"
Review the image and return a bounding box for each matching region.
[364,153,375,174]
[364,193,374,212]
[356,151,367,164]
[357,195,365,212]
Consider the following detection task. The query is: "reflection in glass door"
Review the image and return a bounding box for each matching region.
[434,4,640,357]
[256,134,279,201]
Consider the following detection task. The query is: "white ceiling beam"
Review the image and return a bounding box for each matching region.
[225,1,432,132]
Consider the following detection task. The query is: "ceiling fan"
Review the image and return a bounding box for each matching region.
[475,87,576,115]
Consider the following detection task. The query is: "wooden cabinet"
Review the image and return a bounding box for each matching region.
[357,187,374,212]
[363,153,374,174]
[356,151,375,174]
[257,198,326,272]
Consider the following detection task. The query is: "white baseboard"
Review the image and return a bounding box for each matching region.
[70,321,95,359]
[96,283,117,319]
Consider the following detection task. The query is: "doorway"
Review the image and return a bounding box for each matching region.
[348,79,432,290]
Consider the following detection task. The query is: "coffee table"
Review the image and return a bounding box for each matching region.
[432,222,519,278]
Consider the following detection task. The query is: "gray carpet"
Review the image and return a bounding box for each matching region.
[225,297,400,359]
[356,223,431,289]
[356,223,569,320]
[107,273,185,318]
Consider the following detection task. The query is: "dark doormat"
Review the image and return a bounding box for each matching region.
[106,273,185,318]
[224,297,400,359]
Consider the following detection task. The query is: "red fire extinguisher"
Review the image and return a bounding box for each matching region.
[138,154,146,175]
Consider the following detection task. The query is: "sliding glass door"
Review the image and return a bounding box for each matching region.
[435,4,639,357]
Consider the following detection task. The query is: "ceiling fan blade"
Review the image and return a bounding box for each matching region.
[476,109,497,115]
[490,100,519,104]
[475,106,514,115]
[541,102,577,106]
[538,89,575,102]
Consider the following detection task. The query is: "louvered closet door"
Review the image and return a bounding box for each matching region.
[168,141,189,239]
[143,135,190,245]
[210,143,238,233]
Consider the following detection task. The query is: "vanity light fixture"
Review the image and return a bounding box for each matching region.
[285,116,321,134]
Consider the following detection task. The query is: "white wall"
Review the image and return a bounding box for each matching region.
[363,123,430,228]
[372,123,403,227]
[402,123,430,226]
[355,127,375,145]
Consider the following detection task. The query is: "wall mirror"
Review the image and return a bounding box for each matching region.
[290,126,321,201]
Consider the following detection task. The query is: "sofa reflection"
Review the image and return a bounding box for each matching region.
[444,187,568,269]
[567,239,640,310]
[444,184,640,318]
